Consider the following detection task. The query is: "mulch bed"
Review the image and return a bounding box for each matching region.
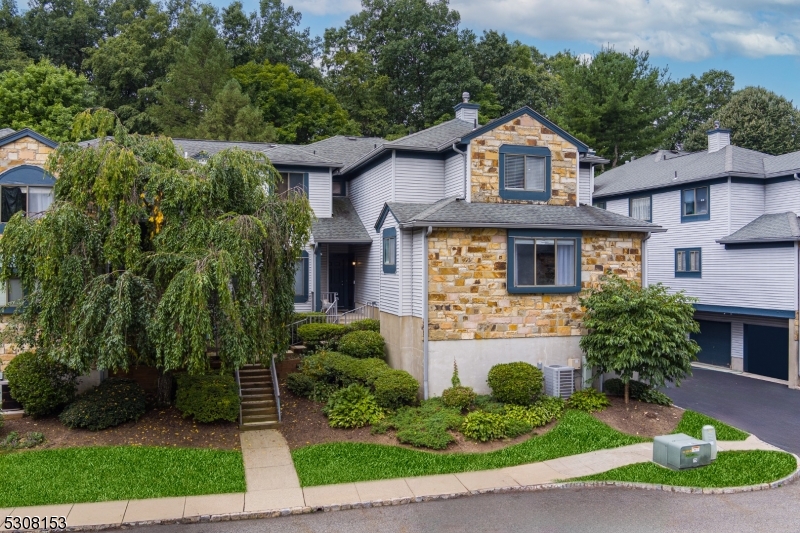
[279,382,555,453]
[591,396,683,438]
[1,407,240,451]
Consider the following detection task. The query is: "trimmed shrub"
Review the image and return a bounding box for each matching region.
[487,362,543,406]
[323,384,384,428]
[375,398,463,450]
[338,330,386,359]
[286,373,315,397]
[567,388,611,413]
[175,374,240,423]
[373,369,419,409]
[441,386,477,411]
[292,312,327,322]
[473,394,505,414]
[309,382,338,402]
[297,323,348,350]
[4,351,79,417]
[461,411,533,442]
[347,319,380,333]
[639,388,673,406]
[59,379,147,430]
[503,396,565,427]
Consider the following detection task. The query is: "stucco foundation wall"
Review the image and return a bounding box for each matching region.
[428,336,582,396]
[380,312,423,389]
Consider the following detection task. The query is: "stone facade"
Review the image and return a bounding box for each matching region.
[0,135,55,369]
[470,114,578,205]
[427,228,643,341]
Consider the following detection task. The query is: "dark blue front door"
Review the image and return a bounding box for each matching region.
[691,320,731,367]
[744,324,789,381]
[329,253,354,310]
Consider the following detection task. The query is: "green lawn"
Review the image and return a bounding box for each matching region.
[291,410,647,486]
[0,446,245,507]
[674,410,749,441]
[577,450,796,488]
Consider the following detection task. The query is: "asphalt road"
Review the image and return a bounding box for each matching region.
[130,484,800,533]
[663,367,800,453]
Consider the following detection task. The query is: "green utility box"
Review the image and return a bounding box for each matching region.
[653,433,712,470]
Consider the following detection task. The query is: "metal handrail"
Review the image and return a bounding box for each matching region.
[234,368,243,427]
[270,356,281,423]
[336,302,377,324]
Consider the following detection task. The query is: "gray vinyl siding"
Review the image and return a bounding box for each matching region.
[380,213,401,316]
[400,228,413,316]
[647,184,795,311]
[605,198,628,217]
[444,152,464,198]
[765,179,800,215]
[293,244,314,313]
[349,156,393,307]
[412,229,424,318]
[308,170,332,218]
[731,321,743,359]
[729,181,764,232]
[579,166,591,205]
[394,153,445,203]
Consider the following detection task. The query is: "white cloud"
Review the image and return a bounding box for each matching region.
[289,0,361,16]
[451,0,800,60]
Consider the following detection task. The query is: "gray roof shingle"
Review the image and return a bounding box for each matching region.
[172,139,340,166]
[717,212,800,244]
[0,128,15,138]
[765,151,800,176]
[381,197,664,232]
[312,197,372,243]
[386,119,475,150]
[301,136,386,167]
[594,145,773,198]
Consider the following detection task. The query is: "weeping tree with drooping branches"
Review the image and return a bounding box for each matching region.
[0,109,313,404]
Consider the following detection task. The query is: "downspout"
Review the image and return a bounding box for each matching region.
[423,225,433,399]
[641,232,651,287]
[452,143,467,200]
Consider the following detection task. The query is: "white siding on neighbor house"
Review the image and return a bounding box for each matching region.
[412,229,424,318]
[729,181,765,233]
[380,213,401,316]
[605,198,628,217]
[444,152,464,198]
[647,184,795,311]
[765,179,800,215]
[394,153,445,203]
[349,156,393,306]
[308,170,332,218]
[579,166,591,205]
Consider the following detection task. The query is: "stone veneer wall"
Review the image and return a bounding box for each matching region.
[470,114,578,205]
[0,136,55,369]
[427,228,642,341]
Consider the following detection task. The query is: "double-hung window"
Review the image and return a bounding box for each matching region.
[682,186,709,222]
[499,146,551,201]
[1,185,53,222]
[294,251,309,303]
[277,172,307,197]
[629,196,651,222]
[508,231,581,293]
[382,227,396,274]
[593,201,606,210]
[0,278,23,309]
[675,248,701,278]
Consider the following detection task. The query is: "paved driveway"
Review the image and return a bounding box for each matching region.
[663,367,800,453]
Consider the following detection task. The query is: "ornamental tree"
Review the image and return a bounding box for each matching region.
[579,274,700,404]
[0,109,313,403]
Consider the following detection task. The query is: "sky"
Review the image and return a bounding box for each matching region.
[205,0,800,105]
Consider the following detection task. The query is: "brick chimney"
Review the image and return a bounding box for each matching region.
[454,92,480,128]
[707,120,731,153]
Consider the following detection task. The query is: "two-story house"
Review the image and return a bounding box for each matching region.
[593,125,800,388]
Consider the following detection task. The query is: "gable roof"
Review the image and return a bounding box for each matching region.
[386,119,475,150]
[312,197,372,244]
[376,197,663,233]
[717,212,800,244]
[172,138,340,167]
[0,128,58,149]
[594,144,800,199]
[301,135,386,167]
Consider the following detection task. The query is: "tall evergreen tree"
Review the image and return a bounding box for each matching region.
[197,79,275,141]
[667,69,735,150]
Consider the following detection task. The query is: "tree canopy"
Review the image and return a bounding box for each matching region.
[0,109,313,381]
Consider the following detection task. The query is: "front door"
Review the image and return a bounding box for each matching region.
[329,253,354,309]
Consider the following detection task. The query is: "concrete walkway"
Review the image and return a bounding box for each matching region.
[0,431,786,529]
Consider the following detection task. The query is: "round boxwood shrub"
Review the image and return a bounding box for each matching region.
[4,351,80,417]
[487,362,543,406]
[338,330,386,359]
[347,319,380,333]
[373,369,419,409]
[323,384,384,428]
[59,378,146,430]
[286,373,315,397]
[297,323,349,350]
[441,386,477,411]
[175,374,240,423]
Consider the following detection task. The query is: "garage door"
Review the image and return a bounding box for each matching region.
[744,324,788,381]
[691,320,731,367]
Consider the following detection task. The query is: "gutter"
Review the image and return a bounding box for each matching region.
[400,221,666,232]
[423,225,432,400]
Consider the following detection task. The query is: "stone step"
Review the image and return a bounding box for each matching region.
[239,368,270,375]
[240,374,271,381]
[243,409,277,419]
[242,413,279,424]
[240,380,271,388]
[242,386,272,394]
[240,420,281,431]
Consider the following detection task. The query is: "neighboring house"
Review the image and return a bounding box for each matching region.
[0,128,57,370]
[593,125,800,388]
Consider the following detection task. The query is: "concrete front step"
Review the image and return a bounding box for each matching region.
[242,414,279,424]
[240,380,271,388]
[242,389,273,397]
[240,420,281,431]
[242,409,278,418]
